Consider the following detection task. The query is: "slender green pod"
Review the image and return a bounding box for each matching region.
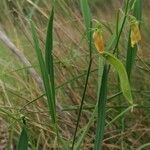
[102,52,133,105]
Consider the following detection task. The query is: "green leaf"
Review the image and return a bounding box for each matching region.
[71,1,93,149]
[31,22,56,125]
[106,105,136,127]
[17,127,28,150]
[80,0,92,53]
[102,52,133,105]
[94,65,108,150]
[106,0,130,52]
[126,0,142,78]
[133,0,142,20]
[126,32,137,78]
[71,58,92,149]
[45,7,55,104]
[74,105,97,150]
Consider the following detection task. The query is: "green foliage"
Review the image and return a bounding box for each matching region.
[71,0,93,149]
[94,65,108,150]
[17,119,28,150]
[17,127,28,150]
[45,7,55,104]
[80,0,91,41]
[0,0,149,149]
[31,22,57,128]
[126,0,142,78]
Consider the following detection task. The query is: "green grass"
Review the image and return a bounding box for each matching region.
[71,0,92,149]
[126,0,142,78]
[94,65,108,150]
[0,0,150,149]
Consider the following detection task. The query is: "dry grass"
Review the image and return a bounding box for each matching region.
[0,0,149,149]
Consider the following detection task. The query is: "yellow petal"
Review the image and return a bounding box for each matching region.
[93,31,104,53]
[130,24,141,47]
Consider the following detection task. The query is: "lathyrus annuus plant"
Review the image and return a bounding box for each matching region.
[129,16,141,48]
[93,21,134,106]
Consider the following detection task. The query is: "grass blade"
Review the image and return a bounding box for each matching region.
[94,65,108,150]
[133,0,142,20]
[126,33,137,78]
[74,105,97,150]
[71,58,92,149]
[80,0,92,56]
[28,0,40,19]
[106,0,130,52]
[17,119,28,150]
[106,104,136,127]
[80,0,91,40]
[45,7,55,103]
[31,22,56,126]
[126,0,142,78]
[137,143,150,150]
[74,57,104,150]
[17,128,28,150]
[71,0,92,149]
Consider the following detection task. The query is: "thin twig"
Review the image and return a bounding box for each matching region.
[0,30,43,90]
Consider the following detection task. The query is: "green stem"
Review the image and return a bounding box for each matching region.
[71,58,92,150]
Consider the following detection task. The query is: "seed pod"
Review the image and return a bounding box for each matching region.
[93,30,104,54]
[130,22,141,48]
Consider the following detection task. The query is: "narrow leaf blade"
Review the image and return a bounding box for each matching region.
[126,0,142,78]
[94,65,108,150]
[45,7,55,104]
[31,22,56,125]
[17,127,28,150]
[80,0,92,49]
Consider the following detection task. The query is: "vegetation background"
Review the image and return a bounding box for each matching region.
[0,0,149,149]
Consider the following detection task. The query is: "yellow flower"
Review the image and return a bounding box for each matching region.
[93,30,104,54]
[130,22,141,48]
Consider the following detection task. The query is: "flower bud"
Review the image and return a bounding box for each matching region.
[93,30,104,53]
[130,19,141,48]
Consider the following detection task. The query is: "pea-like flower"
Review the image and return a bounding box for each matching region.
[93,30,104,53]
[130,21,141,48]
